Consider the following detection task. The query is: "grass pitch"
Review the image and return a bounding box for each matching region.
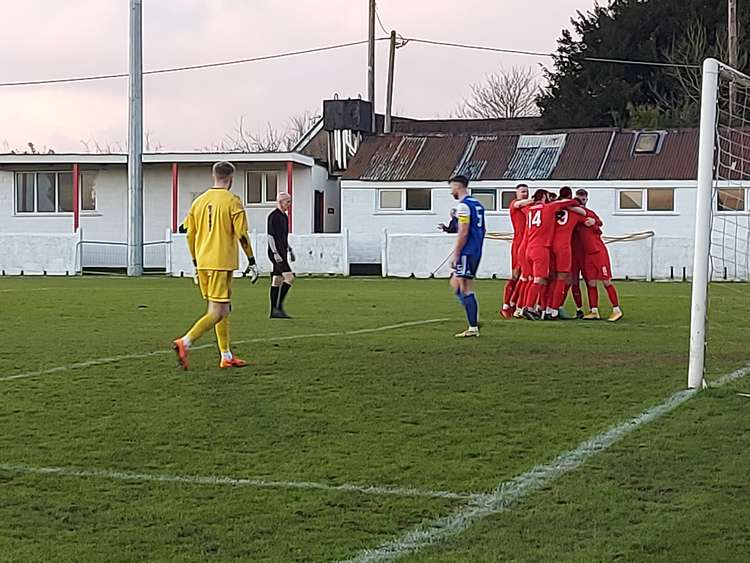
[0,277,748,562]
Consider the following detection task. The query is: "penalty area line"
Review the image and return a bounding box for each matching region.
[340,364,750,563]
[0,462,474,502]
[0,319,449,383]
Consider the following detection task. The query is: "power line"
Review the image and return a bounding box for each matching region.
[0,38,386,88]
[405,37,702,70]
[0,35,702,89]
[375,7,389,35]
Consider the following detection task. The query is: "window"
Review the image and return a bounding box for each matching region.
[16,173,34,213]
[647,189,674,211]
[500,191,516,210]
[15,171,91,214]
[717,188,746,212]
[619,190,643,210]
[377,188,433,211]
[80,171,97,211]
[246,171,280,204]
[379,190,402,210]
[504,134,567,180]
[406,189,431,211]
[471,189,497,211]
[616,188,675,212]
[633,132,663,154]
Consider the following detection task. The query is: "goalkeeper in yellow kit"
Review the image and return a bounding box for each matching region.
[173,161,258,370]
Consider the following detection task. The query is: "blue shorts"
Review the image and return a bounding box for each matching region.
[455,254,481,279]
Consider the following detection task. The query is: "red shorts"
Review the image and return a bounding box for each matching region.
[518,242,532,278]
[511,238,524,272]
[551,244,572,273]
[584,250,613,281]
[527,245,551,279]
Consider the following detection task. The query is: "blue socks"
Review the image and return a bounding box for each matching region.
[455,288,464,305]
[463,292,479,327]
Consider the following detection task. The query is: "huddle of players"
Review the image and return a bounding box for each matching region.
[499,184,623,322]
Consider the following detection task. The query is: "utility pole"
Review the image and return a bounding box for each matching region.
[729,0,738,117]
[384,30,397,133]
[127,0,144,276]
[368,0,376,133]
[729,0,738,69]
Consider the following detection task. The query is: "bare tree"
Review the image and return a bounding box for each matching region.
[79,131,163,153]
[1,140,54,154]
[456,66,541,119]
[212,111,320,153]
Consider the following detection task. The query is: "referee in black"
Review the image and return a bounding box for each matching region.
[267,192,295,318]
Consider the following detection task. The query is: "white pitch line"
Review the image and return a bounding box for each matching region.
[0,463,473,501]
[341,364,750,563]
[0,318,449,383]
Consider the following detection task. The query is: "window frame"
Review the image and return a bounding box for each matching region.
[716,187,748,213]
[632,131,665,155]
[470,188,498,212]
[245,170,281,206]
[375,188,434,214]
[614,187,676,214]
[14,171,95,215]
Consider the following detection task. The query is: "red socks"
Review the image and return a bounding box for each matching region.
[503,279,516,307]
[605,284,619,307]
[587,285,599,309]
[571,282,583,309]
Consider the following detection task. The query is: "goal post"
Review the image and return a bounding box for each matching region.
[688,58,750,388]
[688,58,720,389]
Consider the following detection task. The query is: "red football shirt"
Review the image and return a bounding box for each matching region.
[552,208,588,251]
[509,199,527,242]
[525,199,576,249]
[575,208,606,255]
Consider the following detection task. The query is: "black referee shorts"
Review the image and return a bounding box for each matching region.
[269,252,293,276]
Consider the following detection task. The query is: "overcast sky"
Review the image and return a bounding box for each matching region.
[0,0,597,152]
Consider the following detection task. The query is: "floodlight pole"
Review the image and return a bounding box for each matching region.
[368,0,376,132]
[127,0,144,276]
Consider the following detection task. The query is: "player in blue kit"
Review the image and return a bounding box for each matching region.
[448,174,486,338]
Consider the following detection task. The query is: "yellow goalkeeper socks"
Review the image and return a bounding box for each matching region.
[215,317,231,357]
[185,313,219,346]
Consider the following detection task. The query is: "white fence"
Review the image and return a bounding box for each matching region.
[168,229,350,277]
[0,232,81,275]
[381,229,693,281]
[0,228,742,281]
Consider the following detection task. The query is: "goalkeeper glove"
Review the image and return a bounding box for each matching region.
[243,256,259,284]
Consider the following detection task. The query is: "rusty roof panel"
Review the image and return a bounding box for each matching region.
[360,136,426,181]
[344,127,704,182]
[600,129,699,180]
[551,130,613,180]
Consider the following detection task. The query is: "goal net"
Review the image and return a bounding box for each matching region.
[689,58,750,388]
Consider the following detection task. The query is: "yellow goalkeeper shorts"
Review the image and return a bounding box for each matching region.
[197,269,233,303]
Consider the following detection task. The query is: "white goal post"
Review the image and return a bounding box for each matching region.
[688,58,750,388]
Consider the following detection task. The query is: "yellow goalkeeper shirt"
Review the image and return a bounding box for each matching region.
[185,188,249,271]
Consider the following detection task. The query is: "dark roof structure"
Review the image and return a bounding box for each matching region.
[342,128,700,182]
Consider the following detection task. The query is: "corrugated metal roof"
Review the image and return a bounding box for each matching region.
[343,127,703,182]
[551,130,613,180]
[599,129,698,180]
[360,136,426,181]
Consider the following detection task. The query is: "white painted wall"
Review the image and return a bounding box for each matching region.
[0,161,332,243]
[168,230,349,277]
[341,180,750,280]
[0,232,80,275]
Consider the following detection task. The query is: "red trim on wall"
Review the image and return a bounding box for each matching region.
[171,163,179,233]
[287,161,293,233]
[72,163,80,232]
